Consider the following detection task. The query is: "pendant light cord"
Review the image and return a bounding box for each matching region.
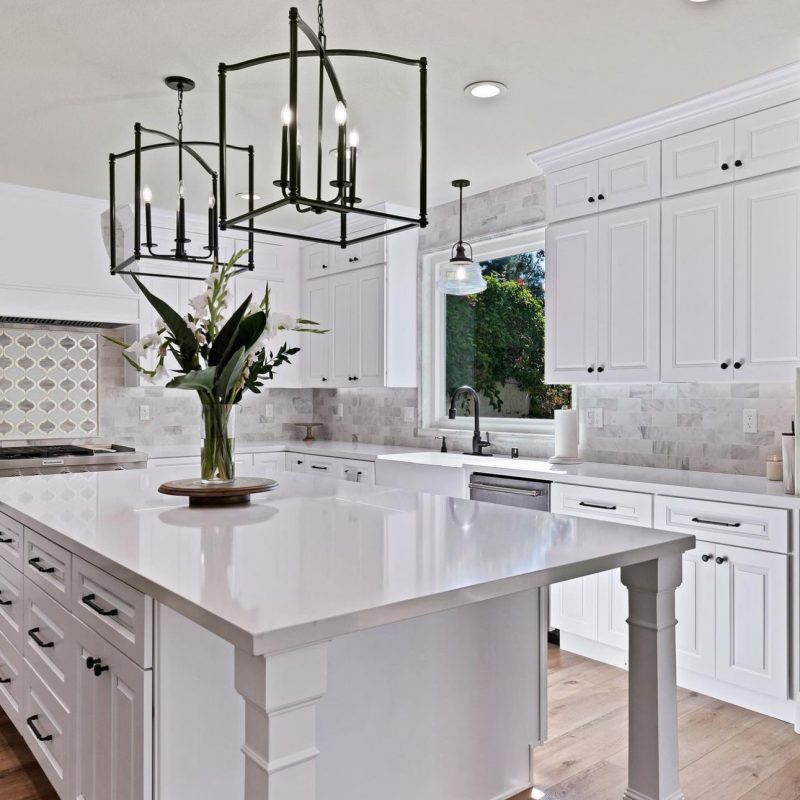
[458,183,464,245]
[177,85,184,182]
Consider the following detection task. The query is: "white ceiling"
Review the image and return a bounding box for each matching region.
[1,0,799,228]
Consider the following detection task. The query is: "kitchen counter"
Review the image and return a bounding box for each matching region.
[0,466,691,654]
[377,451,800,508]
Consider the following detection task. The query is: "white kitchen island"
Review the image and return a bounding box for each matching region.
[0,467,694,800]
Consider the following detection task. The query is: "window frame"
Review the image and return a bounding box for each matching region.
[419,227,556,439]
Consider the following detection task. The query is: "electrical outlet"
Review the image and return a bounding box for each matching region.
[264,403,274,419]
[335,403,344,418]
[402,406,415,423]
[583,407,603,429]
[743,408,758,434]
[139,405,150,422]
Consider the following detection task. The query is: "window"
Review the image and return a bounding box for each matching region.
[420,229,570,436]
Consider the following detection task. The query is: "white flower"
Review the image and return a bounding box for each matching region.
[124,339,146,357]
[205,274,218,289]
[248,301,261,316]
[189,293,210,315]
[145,363,170,384]
[141,333,161,350]
[265,312,295,339]
[153,317,165,332]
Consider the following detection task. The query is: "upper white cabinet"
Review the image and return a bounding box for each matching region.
[734,99,800,180]
[662,122,735,196]
[546,143,660,222]
[661,186,734,382]
[302,242,332,279]
[302,225,387,279]
[546,203,659,383]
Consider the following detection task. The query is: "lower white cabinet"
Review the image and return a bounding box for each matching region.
[74,619,152,800]
[675,544,716,678]
[550,573,598,641]
[597,568,628,651]
[287,452,375,484]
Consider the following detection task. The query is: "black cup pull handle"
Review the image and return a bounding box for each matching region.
[81,594,119,617]
[579,501,618,511]
[28,628,54,649]
[691,517,741,528]
[26,715,53,742]
[28,557,55,574]
[0,591,12,607]
[0,675,10,684]
[0,537,12,545]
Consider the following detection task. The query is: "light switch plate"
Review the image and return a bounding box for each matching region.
[264,403,274,419]
[743,408,758,433]
[335,403,344,418]
[402,406,415,423]
[583,407,603,428]
[139,405,150,422]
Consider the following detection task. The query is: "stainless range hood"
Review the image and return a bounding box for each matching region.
[0,315,127,329]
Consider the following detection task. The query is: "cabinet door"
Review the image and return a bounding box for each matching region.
[597,569,628,651]
[735,99,800,180]
[332,226,386,271]
[675,543,716,678]
[355,266,385,387]
[330,274,358,385]
[549,575,599,640]
[598,143,661,212]
[74,619,153,800]
[733,170,800,381]
[661,187,735,382]
[662,122,735,196]
[303,280,331,385]
[596,202,660,382]
[715,546,788,699]
[544,217,599,383]
[546,162,599,223]
[302,242,333,279]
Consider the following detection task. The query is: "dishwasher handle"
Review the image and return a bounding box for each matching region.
[468,483,546,498]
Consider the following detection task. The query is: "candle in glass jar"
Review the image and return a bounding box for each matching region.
[766,455,783,481]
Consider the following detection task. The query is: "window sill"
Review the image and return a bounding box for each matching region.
[420,417,555,440]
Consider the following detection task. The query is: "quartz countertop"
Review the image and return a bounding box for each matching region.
[143,440,427,462]
[377,451,800,509]
[0,467,692,655]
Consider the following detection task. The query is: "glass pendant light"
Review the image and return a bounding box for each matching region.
[438,179,486,295]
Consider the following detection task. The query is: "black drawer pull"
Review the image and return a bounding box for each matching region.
[579,501,617,511]
[28,557,55,574]
[0,537,13,544]
[311,465,328,470]
[691,517,741,528]
[28,628,54,649]
[0,675,10,684]
[0,591,11,607]
[82,594,119,617]
[26,715,52,742]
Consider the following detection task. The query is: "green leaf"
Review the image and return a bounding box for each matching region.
[166,366,216,397]
[215,346,246,402]
[208,293,253,367]
[131,275,198,366]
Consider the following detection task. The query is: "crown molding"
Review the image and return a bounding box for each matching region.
[528,61,800,174]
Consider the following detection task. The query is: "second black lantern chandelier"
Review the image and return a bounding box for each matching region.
[218,0,428,249]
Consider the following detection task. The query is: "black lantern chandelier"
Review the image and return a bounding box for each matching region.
[217,1,428,249]
[108,77,256,280]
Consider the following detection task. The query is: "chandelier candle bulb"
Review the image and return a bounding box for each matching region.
[348,130,358,203]
[280,106,290,186]
[142,185,153,246]
[207,193,215,252]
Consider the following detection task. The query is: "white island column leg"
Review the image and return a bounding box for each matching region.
[234,642,329,800]
[621,556,684,800]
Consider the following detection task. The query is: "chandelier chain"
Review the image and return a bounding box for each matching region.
[317,0,326,45]
[177,87,184,138]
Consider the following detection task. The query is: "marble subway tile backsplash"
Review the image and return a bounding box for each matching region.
[576,382,795,476]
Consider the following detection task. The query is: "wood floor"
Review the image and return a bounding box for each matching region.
[0,647,798,799]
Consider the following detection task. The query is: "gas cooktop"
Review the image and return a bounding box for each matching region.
[0,445,96,460]
[0,444,147,475]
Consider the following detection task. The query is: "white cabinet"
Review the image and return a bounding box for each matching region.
[547,162,599,223]
[597,568,628,651]
[675,544,717,678]
[73,619,152,800]
[735,99,800,180]
[662,122,735,196]
[733,169,800,381]
[546,203,660,383]
[302,242,333,280]
[304,265,385,388]
[661,187,735,382]
[662,169,800,383]
[332,226,386,271]
[550,573,598,641]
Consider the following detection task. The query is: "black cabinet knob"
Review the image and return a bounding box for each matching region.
[86,656,99,670]
[597,193,605,201]
[733,361,742,369]
[587,366,594,373]
[734,159,742,167]
[597,366,605,373]
[721,163,730,171]
[701,554,713,562]
[321,264,328,269]
[321,377,327,382]
[588,196,595,203]
[715,556,729,565]
[720,362,729,369]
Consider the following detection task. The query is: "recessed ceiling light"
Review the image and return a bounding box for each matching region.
[464,81,507,99]
[236,192,262,201]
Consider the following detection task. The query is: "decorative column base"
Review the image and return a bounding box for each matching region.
[621,556,685,800]
[235,642,329,800]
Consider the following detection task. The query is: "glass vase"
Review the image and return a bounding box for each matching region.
[200,403,236,484]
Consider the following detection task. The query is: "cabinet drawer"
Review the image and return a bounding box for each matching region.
[339,460,376,485]
[22,664,72,800]
[72,557,153,669]
[288,454,309,473]
[0,510,23,570]
[654,496,788,553]
[0,628,23,725]
[24,579,74,709]
[0,556,24,650]
[24,529,71,605]
[253,451,286,472]
[551,483,652,527]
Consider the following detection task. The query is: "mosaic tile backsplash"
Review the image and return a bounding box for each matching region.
[0,329,98,439]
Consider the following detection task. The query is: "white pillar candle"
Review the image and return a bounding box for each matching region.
[554,408,579,459]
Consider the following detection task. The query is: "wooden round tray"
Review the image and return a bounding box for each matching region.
[158,477,278,507]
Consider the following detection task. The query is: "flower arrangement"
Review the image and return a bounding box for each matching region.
[107,251,325,482]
